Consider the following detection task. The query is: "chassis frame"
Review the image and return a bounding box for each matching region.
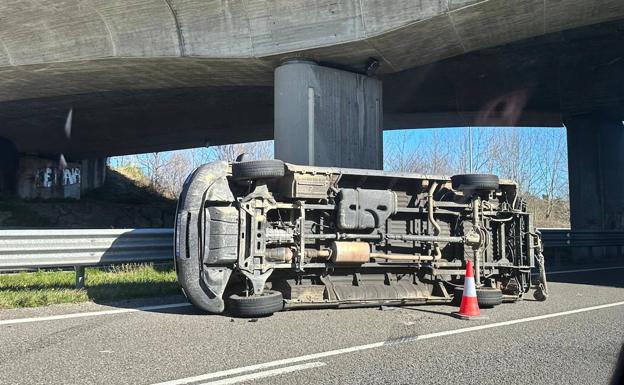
[175,160,548,315]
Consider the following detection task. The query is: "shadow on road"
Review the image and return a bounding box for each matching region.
[611,344,624,385]
[399,306,456,318]
[89,295,200,315]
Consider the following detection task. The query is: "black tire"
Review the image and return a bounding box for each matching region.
[451,174,499,191]
[232,160,285,180]
[453,286,503,308]
[228,290,284,317]
[533,287,548,302]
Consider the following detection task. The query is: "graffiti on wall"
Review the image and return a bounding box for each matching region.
[36,167,81,188]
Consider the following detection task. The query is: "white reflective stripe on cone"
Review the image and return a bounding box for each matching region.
[463,277,477,297]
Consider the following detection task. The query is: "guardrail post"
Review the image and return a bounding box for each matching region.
[75,266,86,289]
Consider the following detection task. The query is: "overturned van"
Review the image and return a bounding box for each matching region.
[175,159,548,317]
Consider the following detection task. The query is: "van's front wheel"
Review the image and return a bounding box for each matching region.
[228,290,284,317]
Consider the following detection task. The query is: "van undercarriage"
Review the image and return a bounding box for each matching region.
[175,160,548,317]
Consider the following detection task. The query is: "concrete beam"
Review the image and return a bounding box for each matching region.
[274,61,382,169]
[1,19,622,158]
[2,1,624,103]
[384,111,564,130]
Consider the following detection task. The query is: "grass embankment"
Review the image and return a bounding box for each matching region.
[0,263,180,309]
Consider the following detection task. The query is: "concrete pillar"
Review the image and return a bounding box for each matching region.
[16,155,82,200]
[565,112,624,230]
[80,158,107,191]
[0,137,18,196]
[274,60,383,169]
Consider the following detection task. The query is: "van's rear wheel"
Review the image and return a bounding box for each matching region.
[453,287,503,308]
[228,290,284,317]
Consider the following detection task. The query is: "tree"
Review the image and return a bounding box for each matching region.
[384,131,421,172]
[383,126,570,227]
[134,152,170,190]
[111,140,275,199]
[159,152,194,198]
[208,141,273,162]
[536,128,568,219]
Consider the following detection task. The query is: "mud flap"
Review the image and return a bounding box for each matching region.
[533,232,549,301]
[533,251,549,301]
[175,162,235,313]
[203,268,233,298]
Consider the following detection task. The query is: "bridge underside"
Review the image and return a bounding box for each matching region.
[0,19,623,158]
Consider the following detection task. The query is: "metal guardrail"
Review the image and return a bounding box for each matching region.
[2,228,622,268]
[0,228,174,269]
[0,228,174,287]
[540,229,624,248]
[0,227,621,287]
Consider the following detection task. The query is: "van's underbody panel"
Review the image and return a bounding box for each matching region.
[175,160,548,315]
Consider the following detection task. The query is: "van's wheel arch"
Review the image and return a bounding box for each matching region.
[175,162,235,314]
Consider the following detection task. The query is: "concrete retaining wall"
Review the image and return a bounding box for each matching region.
[15,156,106,200]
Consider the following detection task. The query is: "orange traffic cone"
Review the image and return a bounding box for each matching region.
[452,259,488,320]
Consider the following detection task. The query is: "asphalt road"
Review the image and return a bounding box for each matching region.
[0,267,623,385]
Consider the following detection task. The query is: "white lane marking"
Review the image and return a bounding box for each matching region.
[546,266,624,275]
[152,301,624,385]
[0,267,616,327]
[199,362,326,385]
[0,302,191,326]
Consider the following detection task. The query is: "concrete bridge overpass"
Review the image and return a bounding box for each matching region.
[1,0,624,231]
